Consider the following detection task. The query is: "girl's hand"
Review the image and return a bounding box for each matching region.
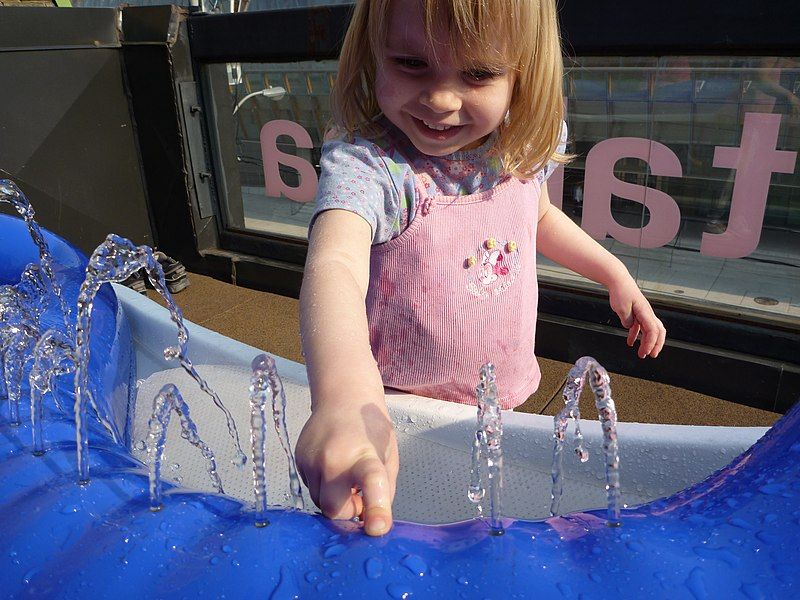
[295,400,399,536]
[607,277,666,359]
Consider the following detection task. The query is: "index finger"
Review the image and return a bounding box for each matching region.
[351,457,394,536]
[639,317,666,358]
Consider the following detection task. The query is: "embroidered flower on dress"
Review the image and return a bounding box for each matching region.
[465,237,522,297]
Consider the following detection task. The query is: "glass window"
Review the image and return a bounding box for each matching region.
[215,56,800,325]
[225,60,336,240]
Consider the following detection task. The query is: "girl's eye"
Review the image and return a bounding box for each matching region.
[394,57,427,70]
[464,68,503,82]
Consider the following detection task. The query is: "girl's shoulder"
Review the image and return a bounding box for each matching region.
[320,126,416,193]
[323,120,416,168]
[316,122,419,245]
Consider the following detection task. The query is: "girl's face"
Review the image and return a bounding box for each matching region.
[375,2,516,156]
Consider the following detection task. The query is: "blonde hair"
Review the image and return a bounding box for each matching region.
[331,0,569,179]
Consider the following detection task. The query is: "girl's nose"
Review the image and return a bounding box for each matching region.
[419,88,461,113]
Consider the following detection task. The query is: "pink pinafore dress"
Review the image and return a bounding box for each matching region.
[365,174,542,409]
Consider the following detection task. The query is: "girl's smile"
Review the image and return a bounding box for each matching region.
[412,117,466,141]
[375,1,515,156]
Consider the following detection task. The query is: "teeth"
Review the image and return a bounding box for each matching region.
[423,121,452,131]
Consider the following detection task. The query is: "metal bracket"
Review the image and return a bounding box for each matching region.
[178,81,214,219]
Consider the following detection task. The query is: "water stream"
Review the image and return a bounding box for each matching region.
[29,329,75,455]
[0,265,48,425]
[146,383,223,511]
[249,355,271,526]
[550,356,620,525]
[249,354,304,526]
[468,363,505,535]
[73,233,247,483]
[0,180,71,330]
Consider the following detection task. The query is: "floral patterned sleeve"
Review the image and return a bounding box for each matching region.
[535,120,569,184]
[310,137,417,244]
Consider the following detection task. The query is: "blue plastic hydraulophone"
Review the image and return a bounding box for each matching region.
[0,213,799,598]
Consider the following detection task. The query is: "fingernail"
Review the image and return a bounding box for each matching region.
[367,518,387,535]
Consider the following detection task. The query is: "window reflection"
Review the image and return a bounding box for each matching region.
[221,56,799,322]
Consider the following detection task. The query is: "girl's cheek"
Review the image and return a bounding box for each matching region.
[375,80,402,113]
[375,73,393,97]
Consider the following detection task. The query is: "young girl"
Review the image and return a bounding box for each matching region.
[296,0,666,536]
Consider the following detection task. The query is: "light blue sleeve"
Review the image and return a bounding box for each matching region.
[310,137,417,244]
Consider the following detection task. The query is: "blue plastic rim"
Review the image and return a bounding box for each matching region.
[0,214,798,598]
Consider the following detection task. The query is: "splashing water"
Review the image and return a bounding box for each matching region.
[550,356,620,525]
[468,363,504,535]
[249,353,304,519]
[0,264,48,425]
[0,183,120,452]
[0,180,71,330]
[73,234,246,483]
[29,329,75,455]
[146,383,223,510]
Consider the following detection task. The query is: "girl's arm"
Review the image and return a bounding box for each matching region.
[536,183,667,358]
[296,208,399,536]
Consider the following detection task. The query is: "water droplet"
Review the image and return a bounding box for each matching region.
[685,566,708,599]
[22,568,40,585]
[556,582,573,597]
[759,483,785,495]
[728,517,754,530]
[626,540,645,553]
[221,545,233,554]
[693,546,740,567]
[467,487,485,503]
[323,543,346,559]
[457,576,469,585]
[401,554,427,577]
[60,505,80,514]
[209,556,220,565]
[304,571,321,583]
[386,583,413,599]
[135,440,146,451]
[756,530,780,545]
[740,582,765,600]
[170,463,180,471]
[364,557,383,579]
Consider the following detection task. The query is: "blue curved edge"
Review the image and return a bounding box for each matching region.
[1,215,798,598]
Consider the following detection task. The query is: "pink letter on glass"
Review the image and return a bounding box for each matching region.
[260,120,318,203]
[583,138,683,248]
[701,112,797,258]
